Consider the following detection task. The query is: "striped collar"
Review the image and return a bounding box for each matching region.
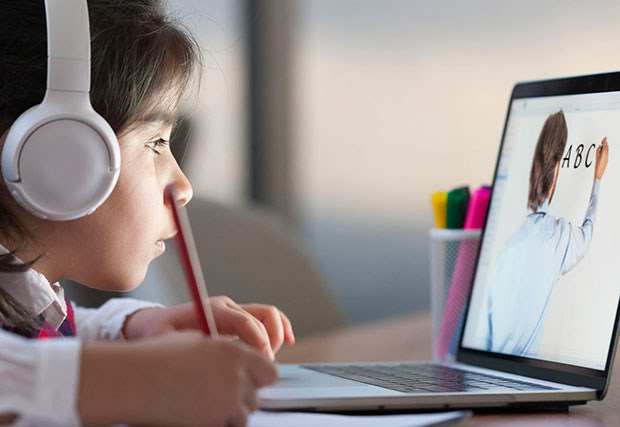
[0,244,67,330]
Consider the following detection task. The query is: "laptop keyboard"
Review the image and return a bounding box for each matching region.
[303,363,558,394]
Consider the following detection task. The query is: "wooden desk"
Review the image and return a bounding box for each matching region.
[276,312,620,426]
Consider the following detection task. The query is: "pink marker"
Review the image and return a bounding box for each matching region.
[464,187,491,230]
[437,186,490,359]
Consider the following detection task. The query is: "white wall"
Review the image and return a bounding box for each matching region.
[293,0,620,322]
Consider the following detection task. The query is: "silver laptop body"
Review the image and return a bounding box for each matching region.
[261,71,620,412]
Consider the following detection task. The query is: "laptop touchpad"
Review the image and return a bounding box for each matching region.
[272,365,368,388]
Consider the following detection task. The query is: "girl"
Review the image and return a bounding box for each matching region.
[0,1,294,426]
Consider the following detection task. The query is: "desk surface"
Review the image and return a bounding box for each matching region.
[276,312,620,426]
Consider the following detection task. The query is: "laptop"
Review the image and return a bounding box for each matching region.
[260,71,620,412]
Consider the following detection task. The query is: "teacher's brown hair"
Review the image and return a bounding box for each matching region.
[528,111,568,211]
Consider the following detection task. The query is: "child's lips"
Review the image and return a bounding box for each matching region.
[156,231,176,252]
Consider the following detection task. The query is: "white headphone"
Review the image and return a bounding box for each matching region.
[1,0,120,221]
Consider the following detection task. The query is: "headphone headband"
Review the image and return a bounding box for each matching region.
[1,0,121,221]
[45,0,91,92]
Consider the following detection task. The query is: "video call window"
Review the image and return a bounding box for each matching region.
[462,92,620,371]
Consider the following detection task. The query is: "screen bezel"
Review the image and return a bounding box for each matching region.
[457,71,620,397]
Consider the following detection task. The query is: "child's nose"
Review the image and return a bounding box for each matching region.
[174,170,193,207]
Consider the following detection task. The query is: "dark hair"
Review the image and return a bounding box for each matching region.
[0,0,201,332]
[527,111,568,211]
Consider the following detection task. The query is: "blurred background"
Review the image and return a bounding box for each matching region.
[66,0,620,338]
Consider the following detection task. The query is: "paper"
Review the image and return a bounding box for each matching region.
[248,410,471,427]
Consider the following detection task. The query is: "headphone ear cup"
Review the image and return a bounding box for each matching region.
[2,103,121,220]
[18,119,117,218]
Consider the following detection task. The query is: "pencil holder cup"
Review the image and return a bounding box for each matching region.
[429,228,481,362]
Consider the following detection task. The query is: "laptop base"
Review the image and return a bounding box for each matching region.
[260,401,584,416]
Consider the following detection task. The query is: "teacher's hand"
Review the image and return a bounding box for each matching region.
[595,137,609,181]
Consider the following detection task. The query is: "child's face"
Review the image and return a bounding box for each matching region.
[1,112,193,290]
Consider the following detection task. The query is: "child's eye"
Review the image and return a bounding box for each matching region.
[145,138,169,155]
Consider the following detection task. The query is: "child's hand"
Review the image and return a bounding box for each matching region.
[79,331,278,426]
[595,137,609,181]
[123,296,295,360]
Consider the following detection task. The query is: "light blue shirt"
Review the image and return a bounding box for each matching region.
[485,179,600,357]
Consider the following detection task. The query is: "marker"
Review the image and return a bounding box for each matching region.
[446,187,470,229]
[445,186,491,356]
[431,191,447,229]
[438,185,490,359]
[464,187,491,230]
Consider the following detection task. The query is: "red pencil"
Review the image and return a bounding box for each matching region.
[165,185,219,337]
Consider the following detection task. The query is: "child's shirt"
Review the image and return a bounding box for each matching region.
[0,247,162,426]
[2,290,76,339]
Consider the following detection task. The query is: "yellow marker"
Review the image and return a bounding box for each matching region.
[431,191,447,229]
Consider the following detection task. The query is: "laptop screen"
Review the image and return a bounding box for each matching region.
[461,90,620,371]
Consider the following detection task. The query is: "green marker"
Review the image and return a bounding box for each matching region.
[446,187,470,229]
